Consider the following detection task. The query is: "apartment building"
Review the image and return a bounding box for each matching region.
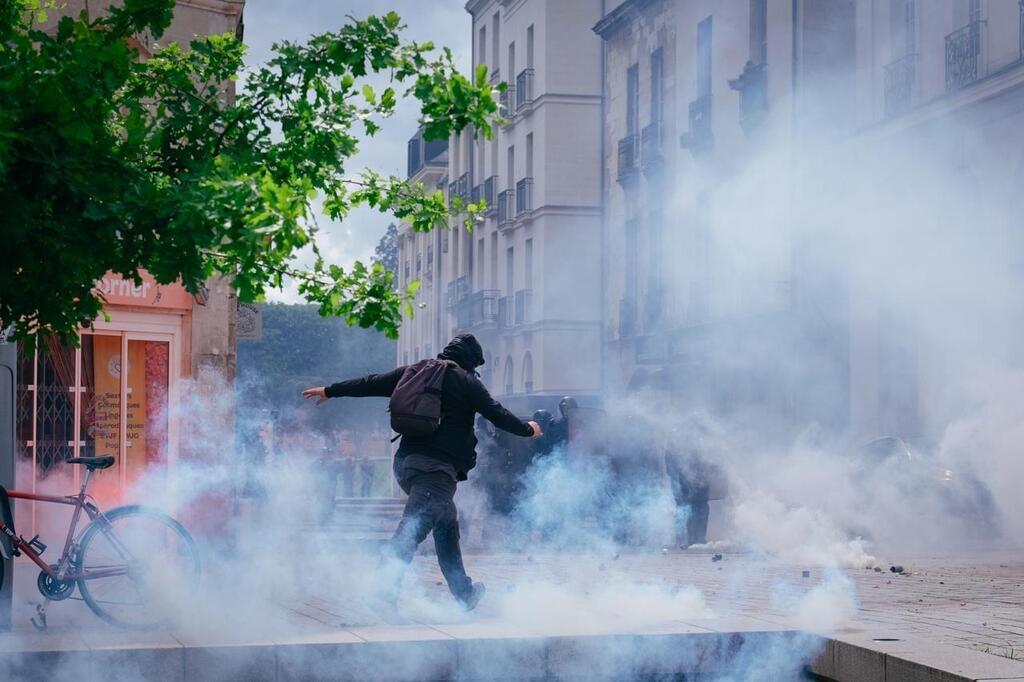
[846,0,1024,440]
[595,0,857,433]
[399,0,606,412]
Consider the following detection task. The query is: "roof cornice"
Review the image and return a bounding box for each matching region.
[592,0,657,39]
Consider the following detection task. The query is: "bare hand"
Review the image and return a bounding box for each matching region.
[527,420,543,439]
[302,386,329,406]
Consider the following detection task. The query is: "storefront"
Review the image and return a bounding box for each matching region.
[15,271,196,533]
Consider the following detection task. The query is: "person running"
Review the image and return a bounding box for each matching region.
[302,334,541,610]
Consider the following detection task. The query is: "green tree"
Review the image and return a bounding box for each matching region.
[0,0,497,345]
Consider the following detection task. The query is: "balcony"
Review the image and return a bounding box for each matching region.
[498,85,516,121]
[455,289,500,330]
[470,183,481,205]
[945,20,983,91]
[884,54,916,116]
[448,181,457,204]
[514,289,533,324]
[616,134,640,186]
[728,61,768,133]
[515,177,533,215]
[482,175,497,214]
[681,94,713,153]
[489,68,501,84]
[641,121,664,174]
[457,173,470,203]
[515,68,535,111]
[497,189,515,228]
[446,274,471,308]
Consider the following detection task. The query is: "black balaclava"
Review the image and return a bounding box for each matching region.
[438,333,486,373]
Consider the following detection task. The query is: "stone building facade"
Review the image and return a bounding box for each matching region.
[399,0,606,413]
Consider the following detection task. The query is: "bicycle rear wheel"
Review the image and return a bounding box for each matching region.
[77,505,200,629]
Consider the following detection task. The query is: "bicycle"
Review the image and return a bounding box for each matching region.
[0,455,200,630]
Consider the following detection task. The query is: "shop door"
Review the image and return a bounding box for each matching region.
[16,333,172,530]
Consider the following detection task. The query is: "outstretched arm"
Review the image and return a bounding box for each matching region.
[302,367,405,405]
[470,380,542,438]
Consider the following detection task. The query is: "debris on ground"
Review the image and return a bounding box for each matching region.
[890,565,905,574]
[874,566,884,573]
[802,570,811,578]
[712,554,723,562]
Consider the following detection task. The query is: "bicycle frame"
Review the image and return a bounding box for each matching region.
[0,468,129,582]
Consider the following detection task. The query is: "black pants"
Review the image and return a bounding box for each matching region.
[385,469,472,602]
[671,475,710,546]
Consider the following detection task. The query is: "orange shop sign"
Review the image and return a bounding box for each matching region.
[94,271,193,310]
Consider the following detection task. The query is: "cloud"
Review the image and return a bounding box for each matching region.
[241,1,471,302]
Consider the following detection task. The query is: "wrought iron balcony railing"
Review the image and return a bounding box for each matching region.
[483,175,497,214]
[498,85,516,120]
[514,289,533,325]
[617,134,640,185]
[515,177,533,215]
[884,53,916,116]
[497,189,515,227]
[470,184,481,205]
[448,181,457,204]
[455,289,500,329]
[728,61,768,133]
[446,274,472,308]
[681,95,713,152]
[945,20,983,91]
[457,173,470,202]
[641,121,664,172]
[516,68,535,110]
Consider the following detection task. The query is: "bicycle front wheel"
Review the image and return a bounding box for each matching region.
[77,505,200,629]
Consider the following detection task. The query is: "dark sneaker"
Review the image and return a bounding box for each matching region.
[460,582,486,611]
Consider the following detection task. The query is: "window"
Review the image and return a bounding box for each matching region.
[890,0,915,58]
[750,0,767,64]
[490,234,498,289]
[492,12,500,73]
[506,246,515,294]
[508,41,516,83]
[522,352,534,393]
[626,64,639,135]
[526,25,534,68]
[414,347,419,361]
[697,17,713,97]
[416,252,422,276]
[507,145,515,189]
[650,48,664,124]
[525,238,534,289]
[504,357,514,395]
[404,260,410,282]
[427,244,433,271]
[477,238,485,289]
[403,351,409,365]
[479,25,487,69]
[425,344,432,360]
[526,133,534,177]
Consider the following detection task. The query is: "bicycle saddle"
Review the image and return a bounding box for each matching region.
[66,456,116,470]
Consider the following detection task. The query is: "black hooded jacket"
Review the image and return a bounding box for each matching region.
[324,335,533,479]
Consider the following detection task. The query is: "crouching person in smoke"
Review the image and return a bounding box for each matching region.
[303,334,542,610]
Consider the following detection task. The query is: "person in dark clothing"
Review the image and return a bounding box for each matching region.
[339,453,356,497]
[358,456,375,497]
[530,409,556,458]
[303,334,541,610]
[665,413,715,548]
[542,396,576,453]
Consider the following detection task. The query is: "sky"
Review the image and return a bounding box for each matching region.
[240,1,471,302]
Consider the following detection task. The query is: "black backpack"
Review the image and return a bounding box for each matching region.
[388,359,452,436]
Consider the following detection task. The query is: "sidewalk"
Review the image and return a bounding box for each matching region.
[1,548,1022,681]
